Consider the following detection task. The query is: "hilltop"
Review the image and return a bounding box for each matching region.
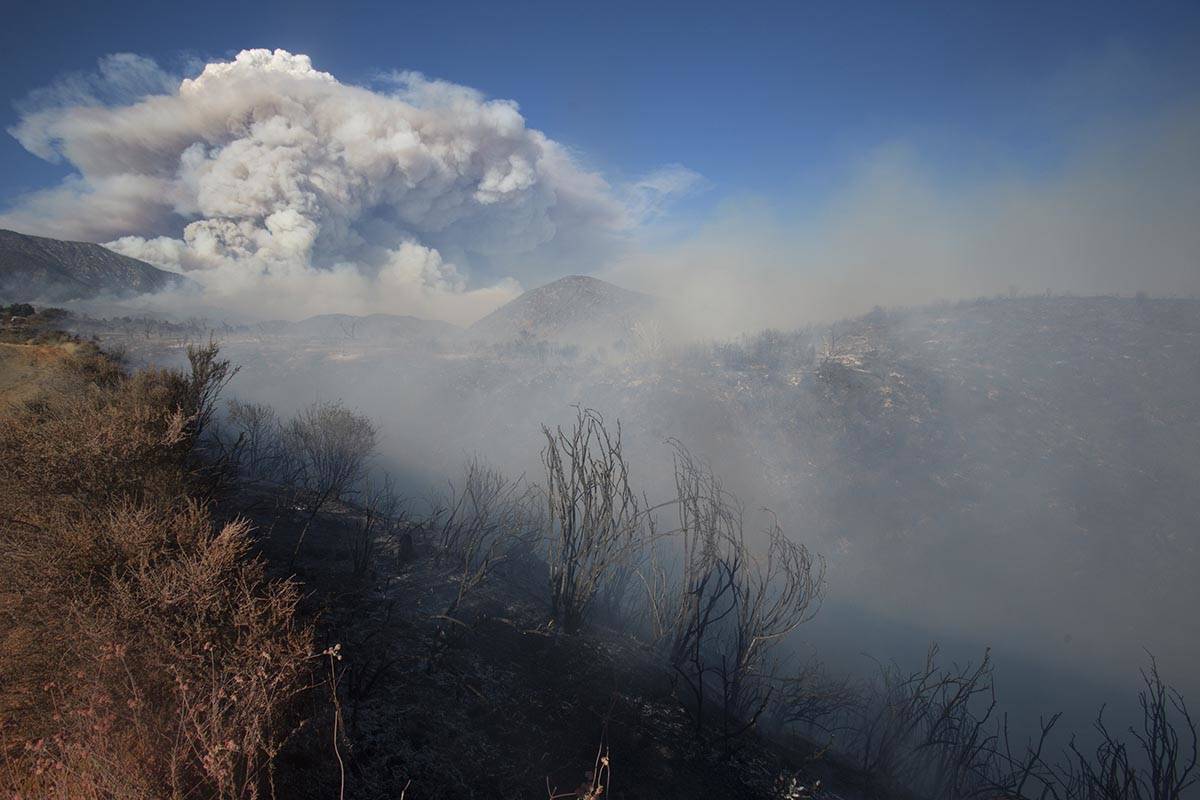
[469,274,655,346]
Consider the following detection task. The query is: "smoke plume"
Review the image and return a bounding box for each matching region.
[3,49,699,323]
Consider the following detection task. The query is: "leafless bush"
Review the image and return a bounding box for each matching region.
[281,399,378,564]
[764,656,859,743]
[283,400,378,511]
[802,647,1197,800]
[652,441,825,753]
[427,456,541,628]
[348,472,405,580]
[841,644,998,798]
[977,657,1197,800]
[541,407,642,633]
[221,395,391,574]
[224,399,286,482]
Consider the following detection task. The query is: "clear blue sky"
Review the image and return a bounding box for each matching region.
[2,0,1199,223]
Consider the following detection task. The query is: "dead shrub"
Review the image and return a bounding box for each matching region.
[223,399,286,483]
[280,399,378,565]
[647,441,825,753]
[977,657,1197,800]
[183,338,239,441]
[764,656,858,743]
[426,456,540,634]
[541,407,642,633]
[348,472,405,581]
[841,644,998,798]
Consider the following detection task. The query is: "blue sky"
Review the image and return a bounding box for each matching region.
[4,0,1198,211]
[1,1,1198,323]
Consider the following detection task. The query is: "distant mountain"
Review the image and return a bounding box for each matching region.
[0,228,191,302]
[469,275,656,345]
[259,312,461,342]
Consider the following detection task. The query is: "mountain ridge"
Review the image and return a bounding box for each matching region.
[0,228,191,302]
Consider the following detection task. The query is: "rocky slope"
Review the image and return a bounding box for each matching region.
[0,228,190,302]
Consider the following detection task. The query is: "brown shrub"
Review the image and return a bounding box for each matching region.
[0,376,190,515]
[0,344,313,799]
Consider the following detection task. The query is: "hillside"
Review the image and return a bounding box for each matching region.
[49,294,1200,799]
[0,328,847,800]
[207,293,1200,707]
[663,296,1200,692]
[0,337,310,800]
[469,274,655,346]
[0,228,191,302]
[240,483,845,800]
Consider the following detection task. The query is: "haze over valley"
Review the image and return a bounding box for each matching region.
[3,9,1199,798]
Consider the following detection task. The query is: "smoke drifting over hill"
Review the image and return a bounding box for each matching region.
[607,106,1200,338]
[2,49,699,323]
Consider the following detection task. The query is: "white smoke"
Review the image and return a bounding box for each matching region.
[606,103,1200,338]
[3,49,694,323]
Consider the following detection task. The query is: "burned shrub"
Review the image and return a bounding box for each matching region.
[280,399,378,563]
[428,456,541,625]
[642,441,825,753]
[541,407,642,634]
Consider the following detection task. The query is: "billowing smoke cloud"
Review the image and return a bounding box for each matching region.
[3,49,699,323]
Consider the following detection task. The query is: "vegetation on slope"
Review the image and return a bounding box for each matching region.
[2,303,1196,800]
[0,339,311,799]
